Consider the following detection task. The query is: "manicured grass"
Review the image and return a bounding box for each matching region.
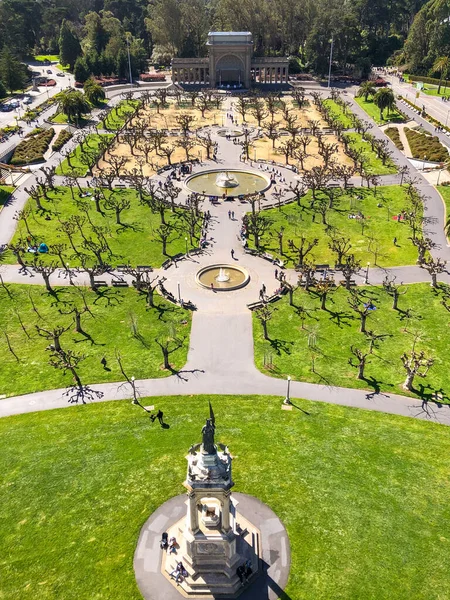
[323,99,353,128]
[55,134,113,176]
[0,284,190,397]
[254,283,450,401]
[355,96,405,124]
[49,112,90,126]
[100,100,140,130]
[437,185,450,221]
[249,186,416,267]
[6,186,200,268]
[345,132,398,175]
[0,185,14,206]
[421,85,450,97]
[1,396,450,600]
[34,54,59,63]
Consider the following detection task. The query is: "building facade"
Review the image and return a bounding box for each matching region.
[171,32,289,88]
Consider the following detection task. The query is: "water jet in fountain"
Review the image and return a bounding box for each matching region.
[215,267,230,282]
[215,172,239,188]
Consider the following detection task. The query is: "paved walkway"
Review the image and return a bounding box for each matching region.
[1,91,450,425]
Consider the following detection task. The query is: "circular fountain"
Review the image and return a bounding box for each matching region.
[196,264,250,291]
[216,128,243,138]
[185,169,270,197]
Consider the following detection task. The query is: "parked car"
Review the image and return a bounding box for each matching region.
[56,72,65,77]
[0,104,13,112]
[23,97,33,105]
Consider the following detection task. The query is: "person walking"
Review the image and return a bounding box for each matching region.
[275,268,278,280]
[231,249,235,259]
[231,210,235,219]
[228,210,231,219]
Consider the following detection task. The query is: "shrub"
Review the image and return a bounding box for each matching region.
[10,128,55,165]
[404,127,449,162]
[385,127,404,150]
[51,129,72,151]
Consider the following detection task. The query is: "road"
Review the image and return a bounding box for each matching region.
[0,60,73,130]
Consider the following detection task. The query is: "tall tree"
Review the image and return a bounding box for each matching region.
[0,47,26,93]
[59,19,82,71]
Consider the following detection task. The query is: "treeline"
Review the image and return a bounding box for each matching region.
[0,0,429,79]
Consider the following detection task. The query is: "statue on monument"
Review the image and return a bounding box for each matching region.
[201,418,216,454]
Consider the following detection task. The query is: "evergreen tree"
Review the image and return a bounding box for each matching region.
[0,47,26,93]
[116,50,128,79]
[74,57,91,84]
[0,79,7,99]
[59,19,81,71]
[83,77,106,105]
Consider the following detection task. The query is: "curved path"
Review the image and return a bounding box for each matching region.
[1,93,450,425]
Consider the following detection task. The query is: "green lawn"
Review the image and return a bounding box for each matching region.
[100,100,140,131]
[55,134,113,176]
[322,99,353,129]
[345,132,398,175]
[0,284,190,397]
[249,186,416,267]
[0,185,14,206]
[49,112,90,126]
[1,396,450,600]
[34,54,59,63]
[421,84,450,97]
[355,97,405,124]
[437,185,450,224]
[6,186,200,268]
[254,283,450,401]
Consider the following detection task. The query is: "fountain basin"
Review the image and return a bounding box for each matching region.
[196,264,250,291]
[217,128,243,138]
[185,169,270,197]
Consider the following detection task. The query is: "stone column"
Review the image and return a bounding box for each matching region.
[221,492,231,532]
[187,492,199,533]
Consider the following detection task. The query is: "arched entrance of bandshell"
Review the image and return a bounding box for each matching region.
[215,54,245,85]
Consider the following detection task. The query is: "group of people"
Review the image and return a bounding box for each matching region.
[169,560,188,584]
[26,239,48,254]
[236,560,253,585]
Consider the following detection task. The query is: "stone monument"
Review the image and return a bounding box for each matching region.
[162,404,261,597]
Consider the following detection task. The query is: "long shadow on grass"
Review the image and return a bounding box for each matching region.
[93,288,123,307]
[268,337,294,356]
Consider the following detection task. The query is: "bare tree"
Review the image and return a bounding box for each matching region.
[251,99,269,126]
[288,235,319,266]
[341,255,361,289]
[155,331,185,370]
[422,257,447,288]
[175,113,196,136]
[255,304,276,340]
[401,336,434,391]
[104,192,131,225]
[347,289,373,333]
[382,276,407,310]
[36,323,71,352]
[314,278,335,310]
[349,346,370,380]
[31,259,58,293]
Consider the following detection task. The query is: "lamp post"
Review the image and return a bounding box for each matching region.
[422,154,427,171]
[185,236,188,254]
[131,376,138,404]
[365,262,370,284]
[283,376,291,405]
[327,35,334,89]
[126,34,133,89]
[437,167,444,186]
[177,281,181,303]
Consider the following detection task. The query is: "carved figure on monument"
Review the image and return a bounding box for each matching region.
[201,418,216,454]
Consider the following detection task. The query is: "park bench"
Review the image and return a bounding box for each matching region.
[162,259,173,270]
[328,183,340,188]
[315,264,330,272]
[267,294,282,304]
[111,280,129,287]
[93,280,108,288]
[115,183,127,189]
[137,265,153,272]
[247,301,264,311]
[339,279,356,287]
[262,252,274,262]
[172,253,184,262]
[181,300,197,310]
[244,247,258,255]
[190,247,203,256]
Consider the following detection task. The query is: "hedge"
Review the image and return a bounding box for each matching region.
[408,74,450,87]
[385,127,404,151]
[10,128,55,165]
[51,129,72,151]
[404,127,449,162]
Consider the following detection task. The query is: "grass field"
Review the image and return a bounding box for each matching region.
[1,396,449,600]
[0,284,191,397]
[437,185,450,224]
[248,186,417,267]
[34,54,59,63]
[100,100,140,130]
[6,187,200,268]
[421,84,450,97]
[55,134,114,176]
[322,99,353,129]
[253,283,450,401]
[355,97,405,124]
[345,132,398,175]
[0,185,14,206]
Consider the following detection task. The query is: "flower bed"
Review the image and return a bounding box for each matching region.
[404,127,449,162]
[10,128,55,165]
[51,129,72,151]
[384,126,404,150]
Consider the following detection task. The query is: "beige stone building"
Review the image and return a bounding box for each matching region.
[171,31,289,88]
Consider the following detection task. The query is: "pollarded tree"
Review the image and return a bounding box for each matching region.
[153,223,177,256]
[373,87,395,121]
[36,323,71,353]
[349,345,371,380]
[155,330,185,370]
[31,259,59,294]
[328,233,352,266]
[264,121,279,149]
[177,137,196,161]
[314,278,335,310]
[422,257,447,288]
[175,113,196,136]
[401,348,434,391]
[341,255,361,290]
[347,289,374,333]
[288,235,319,267]
[382,276,407,310]
[251,100,269,127]
[255,304,277,340]
[104,192,131,226]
